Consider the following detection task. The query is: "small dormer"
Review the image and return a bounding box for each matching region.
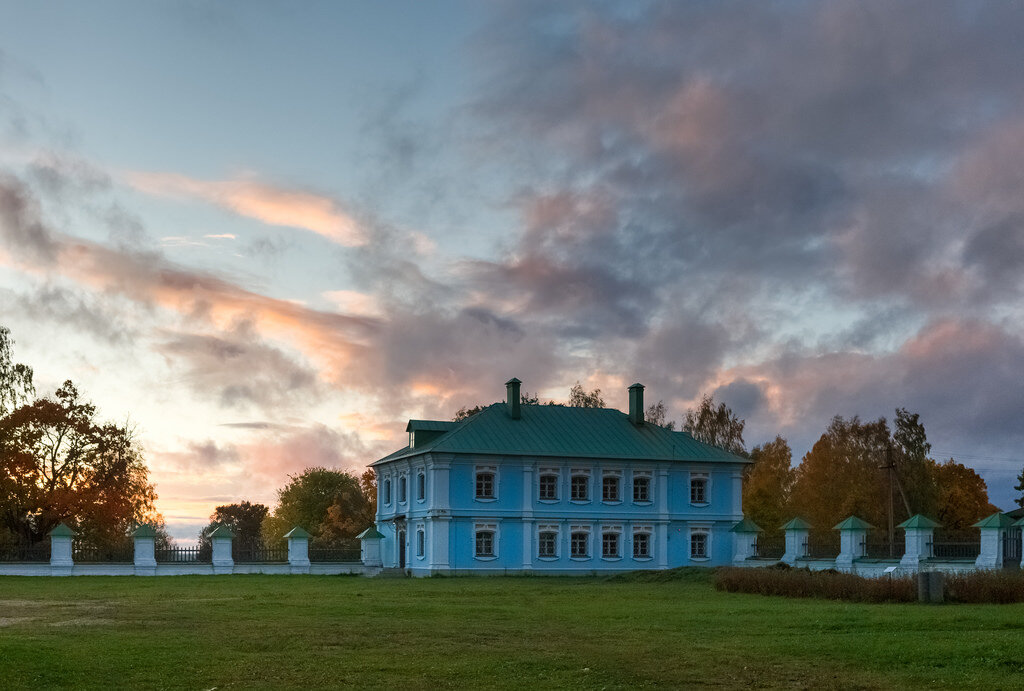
[406,419,459,449]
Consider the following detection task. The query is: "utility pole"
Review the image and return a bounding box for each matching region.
[879,442,912,557]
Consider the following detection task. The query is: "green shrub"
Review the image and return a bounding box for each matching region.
[714,566,916,603]
[946,570,1024,604]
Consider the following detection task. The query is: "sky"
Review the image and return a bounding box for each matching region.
[2,1,1024,541]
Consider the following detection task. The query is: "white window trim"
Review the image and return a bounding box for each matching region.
[415,524,426,560]
[689,472,710,507]
[569,523,592,560]
[474,522,499,561]
[536,523,560,560]
[570,468,592,504]
[632,470,653,504]
[538,467,560,503]
[601,524,623,560]
[632,526,654,561]
[416,469,427,503]
[689,525,711,562]
[475,465,499,503]
[601,469,623,505]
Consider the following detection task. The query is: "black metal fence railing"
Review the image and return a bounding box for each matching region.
[861,538,905,559]
[928,540,980,560]
[0,540,51,562]
[72,541,135,563]
[309,542,361,563]
[155,545,211,564]
[803,533,840,559]
[754,535,785,559]
[232,541,288,563]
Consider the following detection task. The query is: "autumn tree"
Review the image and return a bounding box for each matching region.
[262,468,375,547]
[683,394,746,456]
[645,400,675,429]
[568,382,604,408]
[198,501,269,551]
[932,459,999,530]
[744,436,794,534]
[1015,466,1024,509]
[0,326,34,417]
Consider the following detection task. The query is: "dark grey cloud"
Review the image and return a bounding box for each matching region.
[2,285,135,345]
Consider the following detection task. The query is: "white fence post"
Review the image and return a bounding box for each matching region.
[49,523,75,576]
[1018,517,1024,570]
[899,514,940,571]
[974,512,1012,569]
[730,518,761,564]
[835,516,870,571]
[285,526,311,574]
[210,525,235,574]
[781,518,810,565]
[357,526,385,567]
[132,525,158,576]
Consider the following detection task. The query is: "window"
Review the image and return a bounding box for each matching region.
[417,472,425,501]
[633,474,651,503]
[539,474,559,501]
[399,476,407,503]
[571,474,589,501]
[690,531,709,560]
[602,474,620,502]
[475,527,495,558]
[633,531,651,559]
[538,529,558,558]
[384,478,392,505]
[690,474,708,504]
[602,532,620,559]
[475,466,496,500]
[570,531,589,558]
[416,529,425,557]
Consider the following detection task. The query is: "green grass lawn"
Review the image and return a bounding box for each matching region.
[1,569,1023,689]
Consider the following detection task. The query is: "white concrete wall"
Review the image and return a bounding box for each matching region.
[0,562,379,577]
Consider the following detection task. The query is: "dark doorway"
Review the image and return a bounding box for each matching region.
[1003,528,1021,568]
[398,529,406,569]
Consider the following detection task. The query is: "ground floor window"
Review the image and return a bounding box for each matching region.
[690,530,709,560]
[416,529,425,557]
[538,530,557,558]
[633,531,651,559]
[475,530,495,557]
[570,531,589,558]
[602,532,620,558]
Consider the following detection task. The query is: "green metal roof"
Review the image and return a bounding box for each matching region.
[1014,516,1024,528]
[209,524,236,538]
[284,526,311,539]
[974,512,1016,529]
[373,403,749,465]
[897,514,942,530]
[730,518,763,533]
[834,516,873,531]
[781,517,811,531]
[357,526,385,540]
[130,525,157,538]
[49,522,76,537]
[406,419,460,433]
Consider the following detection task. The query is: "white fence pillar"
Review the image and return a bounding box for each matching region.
[132,525,158,576]
[358,526,385,567]
[835,516,870,571]
[285,526,311,574]
[899,514,940,570]
[781,518,811,565]
[730,518,761,564]
[210,525,234,574]
[974,512,1012,569]
[1018,517,1024,570]
[49,523,75,576]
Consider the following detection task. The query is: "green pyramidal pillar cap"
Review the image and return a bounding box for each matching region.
[209,524,235,538]
[897,514,941,530]
[973,512,1015,529]
[834,516,873,531]
[284,526,311,539]
[781,517,812,531]
[49,522,77,537]
[357,526,385,540]
[730,518,763,533]
[131,524,157,538]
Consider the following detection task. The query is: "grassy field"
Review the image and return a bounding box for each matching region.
[1,570,1023,689]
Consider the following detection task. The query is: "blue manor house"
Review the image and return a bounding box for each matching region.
[369,379,749,575]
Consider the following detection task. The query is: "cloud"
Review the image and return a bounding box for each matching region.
[126,171,368,246]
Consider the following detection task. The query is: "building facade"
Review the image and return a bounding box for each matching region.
[370,379,749,575]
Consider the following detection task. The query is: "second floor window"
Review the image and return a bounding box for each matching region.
[571,475,589,501]
[633,476,651,502]
[538,531,557,558]
[690,475,708,504]
[476,472,495,499]
[417,472,425,501]
[399,476,407,503]
[602,476,620,502]
[384,478,392,504]
[539,474,558,501]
